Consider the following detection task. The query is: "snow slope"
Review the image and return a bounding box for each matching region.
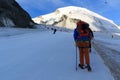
[93,31,120,80]
[0,27,45,37]
[95,31,120,52]
[118,26,120,29]
[0,28,114,80]
[33,6,119,32]
[0,17,15,27]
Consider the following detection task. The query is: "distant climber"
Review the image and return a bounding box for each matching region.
[53,29,57,34]
[112,35,113,38]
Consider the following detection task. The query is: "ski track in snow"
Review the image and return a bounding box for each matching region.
[93,41,120,80]
[92,31,120,80]
[0,30,114,80]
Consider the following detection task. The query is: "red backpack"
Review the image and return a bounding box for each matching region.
[77,28,91,42]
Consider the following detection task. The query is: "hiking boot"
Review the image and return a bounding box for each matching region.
[86,65,92,71]
[78,64,84,69]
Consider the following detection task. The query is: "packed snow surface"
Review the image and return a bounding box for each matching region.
[0,27,115,80]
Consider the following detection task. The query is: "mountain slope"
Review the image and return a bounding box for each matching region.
[0,0,34,28]
[118,26,120,29]
[33,6,119,31]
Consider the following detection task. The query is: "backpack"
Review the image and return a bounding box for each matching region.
[76,23,91,48]
[76,23,90,42]
[76,29,90,42]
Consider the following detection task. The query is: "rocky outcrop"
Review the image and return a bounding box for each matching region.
[0,0,34,28]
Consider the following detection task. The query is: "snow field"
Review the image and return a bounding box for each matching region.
[0,29,114,80]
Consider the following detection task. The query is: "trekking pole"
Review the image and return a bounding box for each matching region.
[76,46,78,71]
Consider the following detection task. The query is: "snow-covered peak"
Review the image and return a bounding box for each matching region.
[33,6,119,32]
[57,6,114,22]
[56,6,82,14]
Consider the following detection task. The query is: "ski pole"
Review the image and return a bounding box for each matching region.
[76,46,78,71]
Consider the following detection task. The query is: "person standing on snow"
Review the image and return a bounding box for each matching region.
[53,29,57,34]
[73,20,93,71]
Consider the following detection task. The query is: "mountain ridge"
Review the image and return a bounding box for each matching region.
[33,6,119,31]
[0,0,34,28]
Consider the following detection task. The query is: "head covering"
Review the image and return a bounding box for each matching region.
[76,20,89,31]
[77,20,86,27]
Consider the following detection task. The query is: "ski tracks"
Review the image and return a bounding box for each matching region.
[93,40,120,80]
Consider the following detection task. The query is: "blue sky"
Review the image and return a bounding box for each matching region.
[16,0,120,24]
